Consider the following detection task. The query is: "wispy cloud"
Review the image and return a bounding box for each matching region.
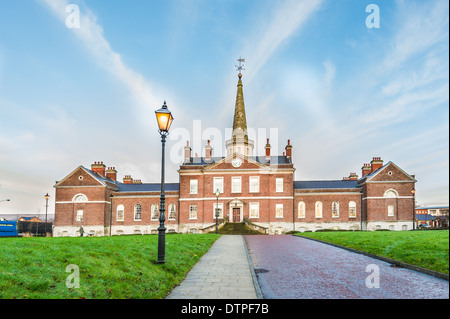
[245,0,323,82]
[40,0,173,125]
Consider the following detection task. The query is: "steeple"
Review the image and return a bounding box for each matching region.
[226,58,254,157]
[232,73,248,135]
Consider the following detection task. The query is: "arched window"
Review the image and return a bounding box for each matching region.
[384,189,398,198]
[315,201,323,218]
[349,201,357,218]
[72,194,88,202]
[117,204,124,221]
[298,201,306,218]
[168,204,176,220]
[134,204,142,221]
[151,204,159,220]
[332,201,340,218]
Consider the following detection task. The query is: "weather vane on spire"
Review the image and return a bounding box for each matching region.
[236,56,245,76]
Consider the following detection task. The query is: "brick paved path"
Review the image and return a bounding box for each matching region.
[245,235,449,299]
[166,235,259,299]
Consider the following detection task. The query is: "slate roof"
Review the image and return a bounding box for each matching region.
[117,183,180,193]
[182,156,292,166]
[416,214,436,221]
[294,180,359,190]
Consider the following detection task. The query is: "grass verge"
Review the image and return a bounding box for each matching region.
[296,230,449,275]
[0,234,220,299]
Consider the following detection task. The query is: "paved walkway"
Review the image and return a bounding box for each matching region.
[166,235,259,299]
[245,235,449,299]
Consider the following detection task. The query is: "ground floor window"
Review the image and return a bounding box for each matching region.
[189,205,198,219]
[249,202,259,218]
[168,204,176,220]
[76,210,83,222]
[275,204,283,218]
[213,203,224,219]
[151,204,159,220]
[315,201,323,218]
[298,201,305,218]
[349,201,357,218]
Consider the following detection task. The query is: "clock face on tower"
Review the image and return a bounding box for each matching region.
[232,158,242,168]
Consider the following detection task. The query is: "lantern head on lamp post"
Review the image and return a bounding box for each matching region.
[155,101,174,264]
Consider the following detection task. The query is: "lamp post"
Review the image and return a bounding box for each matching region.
[215,189,220,234]
[411,189,416,230]
[155,101,174,264]
[45,193,50,235]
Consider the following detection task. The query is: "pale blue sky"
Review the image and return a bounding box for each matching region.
[0,0,448,216]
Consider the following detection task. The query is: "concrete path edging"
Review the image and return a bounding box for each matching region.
[243,236,263,299]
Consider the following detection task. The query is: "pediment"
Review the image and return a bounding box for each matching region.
[366,162,416,183]
[204,155,269,171]
[55,166,105,187]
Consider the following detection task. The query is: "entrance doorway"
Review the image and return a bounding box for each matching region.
[233,208,240,223]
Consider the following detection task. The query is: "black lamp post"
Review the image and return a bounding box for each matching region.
[45,193,50,235]
[155,101,174,264]
[412,189,416,230]
[215,189,220,234]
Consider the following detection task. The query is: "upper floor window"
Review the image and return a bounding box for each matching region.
[298,201,306,218]
[249,176,259,193]
[214,177,223,194]
[276,178,283,193]
[384,189,398,198]
[73,194,88,202]
[190,179,198,194]
[231,177,241,193]
[117,204,124,221]
[134,204,142,221]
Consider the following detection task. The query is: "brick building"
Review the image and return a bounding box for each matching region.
[53,73,416,236]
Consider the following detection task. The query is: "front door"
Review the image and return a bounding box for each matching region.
[233,208,240,223]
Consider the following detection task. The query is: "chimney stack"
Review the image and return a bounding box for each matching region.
[265,138,271,161]
[106,167,117,181]
[91,161,106,177]
[285,139,292,160]
[348,172,358,180]
[205,140,212,161]
[370,157,383,173]
[362,163,371,177]
[123,175,133,184]
[184,140,191,162]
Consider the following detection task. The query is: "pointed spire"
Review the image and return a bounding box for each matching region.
[232,73,248,140]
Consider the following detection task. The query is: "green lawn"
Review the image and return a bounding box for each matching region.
[0,234,220,299]
[296,230,449,275]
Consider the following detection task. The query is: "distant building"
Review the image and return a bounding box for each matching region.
[18,216,44,223]
[415,206,449,228]
[53,71,417,237]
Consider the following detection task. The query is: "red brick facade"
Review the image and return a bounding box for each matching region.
[53,74,416,236]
